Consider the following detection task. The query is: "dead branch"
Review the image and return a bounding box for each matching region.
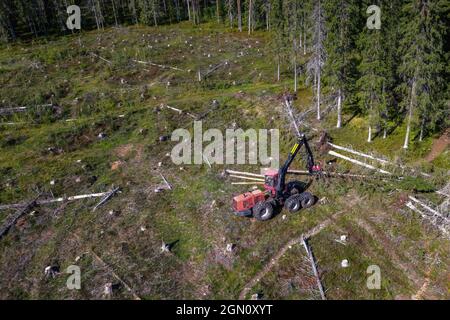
[160,174,172,190]
[302,238,326,300]
[0,104,53,115]
[201,60,229,79]
[161,104,197,119]
[406,201,449,238]
[0,194,41,239]
[92,187,121,211]
[90,250,141,300]
[133,59,185,72]
[0,190,122,211]
[90,52,112,65]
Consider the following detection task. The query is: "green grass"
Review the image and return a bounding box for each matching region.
[0,22,448,300]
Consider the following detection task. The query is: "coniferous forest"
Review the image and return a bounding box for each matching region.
[0,0,448,146]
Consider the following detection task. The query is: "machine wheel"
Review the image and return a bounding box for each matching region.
[253,201,274,221]
[285,194,302,213]
[300,192,315,209]
[286,181,305,195]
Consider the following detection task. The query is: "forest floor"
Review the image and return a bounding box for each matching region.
[0,22,449,300]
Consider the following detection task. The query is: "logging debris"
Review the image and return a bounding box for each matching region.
[132,59,186,72]
[302,238,326,300]
[92,187,121,211]
[328,142,431,178]
[0,195,41,239]
[328,150,392,175]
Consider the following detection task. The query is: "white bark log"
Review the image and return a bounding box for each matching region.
[328,142,390,165]
[225,169,264,178]
[328,150,392,175]
[229,175,265,182]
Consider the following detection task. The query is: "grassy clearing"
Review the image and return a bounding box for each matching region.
[0,23,448,300]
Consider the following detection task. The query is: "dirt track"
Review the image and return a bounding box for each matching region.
[426,129,450,162]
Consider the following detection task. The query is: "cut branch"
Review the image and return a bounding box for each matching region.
[90,52,112,65]
[302,238,326,300]
[92,187,121,211]
[133,59,185,72]
[0,195,40,239]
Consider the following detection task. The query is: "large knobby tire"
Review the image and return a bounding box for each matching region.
[300,192,315,209]
[286,181,305,195]
[284,194,302,213]
[253,201,274,221]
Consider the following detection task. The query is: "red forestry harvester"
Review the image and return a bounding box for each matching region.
[232,134,321,221]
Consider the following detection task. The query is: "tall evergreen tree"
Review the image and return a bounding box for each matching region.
[307,0,326,120]
[398,0,448,148]
[356,0,387,142]
[324,0,358,128]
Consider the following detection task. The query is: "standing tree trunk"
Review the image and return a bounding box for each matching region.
[216,0,221,23]
[419,118,424,141]
[237,0,242,32]
[316,68,321,120]
[403,79,416,149]
[293,39,297,92]
[129,0,138,24]
[152,0,158,26]
[336,89,342,128]
[187,0,192,22]
[111,0,119,26]
[228,0,234,27]
[277,55,280,82]
[248,0,252,35]
[303,29,306,55]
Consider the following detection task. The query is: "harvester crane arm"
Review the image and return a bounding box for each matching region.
[276,134,317,198]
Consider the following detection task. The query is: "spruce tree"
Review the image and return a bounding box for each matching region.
[307,0,326,121]
[398,0,448,148]
[356,0,388,142]
[324,0,358,128]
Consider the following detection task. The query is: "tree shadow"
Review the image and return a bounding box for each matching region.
[343,111,359,127]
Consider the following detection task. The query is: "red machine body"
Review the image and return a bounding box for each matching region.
[232,190,266,216]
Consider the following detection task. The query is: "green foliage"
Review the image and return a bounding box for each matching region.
[396,176,436,193]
